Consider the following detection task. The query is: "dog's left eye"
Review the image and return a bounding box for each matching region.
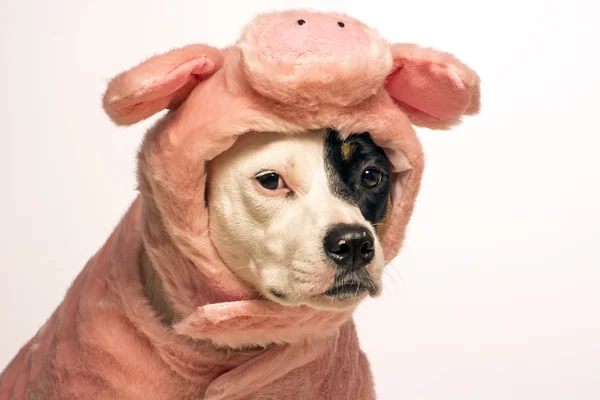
[256,172,286,190]
[361,168,383,188]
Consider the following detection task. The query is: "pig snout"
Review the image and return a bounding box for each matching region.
[259,13,371,61]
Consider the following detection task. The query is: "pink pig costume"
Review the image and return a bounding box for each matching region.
[0,10,480,400]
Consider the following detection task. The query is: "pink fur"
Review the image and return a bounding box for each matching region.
[103,44,224,125]
[1,9,480,399]
[386,43,481,129]
[237,10,392,109]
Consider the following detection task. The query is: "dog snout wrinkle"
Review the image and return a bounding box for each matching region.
[324,224,374,271]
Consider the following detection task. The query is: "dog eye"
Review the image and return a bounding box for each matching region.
[361,168,383,188]
[256,172,286,190]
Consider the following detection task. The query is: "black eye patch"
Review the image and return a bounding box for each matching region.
[323,129,391,225]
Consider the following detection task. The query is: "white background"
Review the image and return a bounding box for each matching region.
[1,0,599,399]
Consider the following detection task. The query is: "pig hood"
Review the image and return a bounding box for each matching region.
[100,9,480,344]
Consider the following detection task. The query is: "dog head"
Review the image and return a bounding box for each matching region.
[207,129,392,310]
[101,10,480,320]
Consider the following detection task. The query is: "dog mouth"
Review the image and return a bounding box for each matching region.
[323,274,379,299]
[266,270,380,306]
[323,282,366,297]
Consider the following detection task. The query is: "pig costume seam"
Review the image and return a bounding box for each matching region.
[0,9,480,400]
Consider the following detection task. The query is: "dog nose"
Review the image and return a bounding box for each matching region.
[324,224,375,271]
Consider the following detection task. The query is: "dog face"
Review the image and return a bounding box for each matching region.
[207,129,391,310]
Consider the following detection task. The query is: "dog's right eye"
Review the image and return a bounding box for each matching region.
[256,172,285,190]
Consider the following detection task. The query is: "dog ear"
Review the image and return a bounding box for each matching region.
[102,44,223,126]
[385,43,480,129]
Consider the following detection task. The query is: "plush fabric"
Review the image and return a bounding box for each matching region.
[386,43,481,129]
[0,9,480,400]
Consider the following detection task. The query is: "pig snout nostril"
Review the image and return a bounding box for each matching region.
[337,21,345,28]
[297,19,306,25]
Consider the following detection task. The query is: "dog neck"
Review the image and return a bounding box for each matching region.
[139,244,273,351]
[139,247,179,325]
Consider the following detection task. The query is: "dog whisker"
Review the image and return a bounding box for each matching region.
[290,276,312,284]
[290,268,313,276]
[354,280,361,298]
[228,264,251,272]
[386,259,408,292]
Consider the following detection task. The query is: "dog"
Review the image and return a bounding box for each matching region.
[1,9,480,399]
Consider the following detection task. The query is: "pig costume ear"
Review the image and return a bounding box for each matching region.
[103,44,223,126]
[385,43,481,129]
